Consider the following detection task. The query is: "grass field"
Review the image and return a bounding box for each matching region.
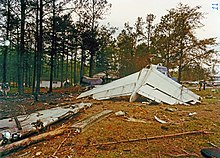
[2,87,220,158]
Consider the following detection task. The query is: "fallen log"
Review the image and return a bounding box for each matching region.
[90,130,213,146]
[0,127,67,156]
[71,110,112,133]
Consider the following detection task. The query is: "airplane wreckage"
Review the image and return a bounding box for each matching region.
[0,103,92,146]
[77,64,201,105]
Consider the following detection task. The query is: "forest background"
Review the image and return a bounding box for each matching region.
[0,0,219,97]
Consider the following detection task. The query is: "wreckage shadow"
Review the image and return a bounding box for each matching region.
[109,96,160,105]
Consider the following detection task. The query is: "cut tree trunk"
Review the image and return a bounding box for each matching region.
[0,127,67,156]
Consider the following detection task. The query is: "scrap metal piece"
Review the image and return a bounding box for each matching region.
[1,131,11,145]
[0,103,92,144]
[115,111,126,116]
[189,112,197,116]
[154,116,167,124]
[126,117,147,123]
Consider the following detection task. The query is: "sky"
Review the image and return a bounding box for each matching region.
[102,0,220,46]
[101,0,220,73]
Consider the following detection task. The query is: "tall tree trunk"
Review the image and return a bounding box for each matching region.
[56,55,59,79]
[2,0,10,83]
[178,38,184,83]
[71,52,73,85]
[26,29,32,88]
[49,53,54,92]
[166,30,171,73]
[16,27,20,88]
[80,48,85,84]
[61,53,64,87]
[177,51,183,83]
[178,64,182,83]
[32,34,37,93]
[32,45,37,94]
[18,0,25,94]
[35,0,43,100]
[3,46,8,83]
[54,53,57,78]
[53,51,56,79]
[74,45,77,85]
[89,51,94,77]
[60,42,65,87]
[89,0,95,78]
[8,42,12,83]
[25,53,28,87]
[66,51,69,81]
[28,62,31,88]
[32,0,38,94]
[177,17,185,83]
[24,31,30,87]
[49,0,56,93]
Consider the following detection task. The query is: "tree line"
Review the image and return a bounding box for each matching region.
[0,0,218,97]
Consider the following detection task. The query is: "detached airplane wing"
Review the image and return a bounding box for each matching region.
[77,65,200,105]
[77,70,146,100]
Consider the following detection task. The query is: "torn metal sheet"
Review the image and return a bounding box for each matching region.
[77,64,200,105]
[71,110,112,133]
[115,111,126,116]
[189,112,197,116]
[154,116,167,124]
[0,103,92,144]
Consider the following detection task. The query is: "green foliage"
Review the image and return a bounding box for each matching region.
[152,3,217,81]
[0,0,218,93]
[95,26,117,74]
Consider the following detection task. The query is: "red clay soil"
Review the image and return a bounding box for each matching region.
[1,87,220,158]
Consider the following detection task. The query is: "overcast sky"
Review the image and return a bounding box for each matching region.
[102,0,220,47]
[101,0,220,73]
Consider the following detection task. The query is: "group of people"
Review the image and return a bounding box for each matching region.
[0,82,10,96]
[198,80,207,91]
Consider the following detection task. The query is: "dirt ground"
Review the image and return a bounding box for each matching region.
[1,86,220,158]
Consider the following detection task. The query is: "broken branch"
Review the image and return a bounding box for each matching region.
[52,130,72,157]
[164,153,199,157]
[91,130,213,146]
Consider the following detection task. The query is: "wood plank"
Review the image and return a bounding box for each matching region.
[71,110,112,132]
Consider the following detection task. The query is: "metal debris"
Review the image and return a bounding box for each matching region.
[0,103,92,145]
[189,112,197,116]
[77,64,200,105]
[154,116,167,124]
[115,111,126,116]
[126,117,147,123]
